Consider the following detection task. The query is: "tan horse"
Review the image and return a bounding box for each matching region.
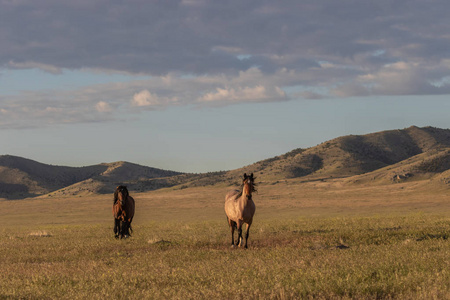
[113,185,135,239]
[224,173,256,248]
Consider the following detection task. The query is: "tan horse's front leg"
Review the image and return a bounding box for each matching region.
[228,218,236,247]
[236,220,244,247]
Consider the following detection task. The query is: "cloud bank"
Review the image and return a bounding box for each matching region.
[1,0,450,128]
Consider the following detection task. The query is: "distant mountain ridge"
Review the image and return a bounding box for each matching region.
[1,126,449,199]
[224,126,450,180]
[0,156,181,199]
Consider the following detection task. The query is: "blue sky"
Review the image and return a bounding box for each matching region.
[1,0,449,173]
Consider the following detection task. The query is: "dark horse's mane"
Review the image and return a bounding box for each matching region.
[114,185,129,204]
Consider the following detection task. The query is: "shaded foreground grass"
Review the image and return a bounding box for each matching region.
[1,214,449,299]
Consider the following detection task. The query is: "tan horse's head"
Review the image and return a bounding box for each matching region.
[242,173,256,198]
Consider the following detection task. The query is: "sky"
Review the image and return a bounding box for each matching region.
[1,0,450,173]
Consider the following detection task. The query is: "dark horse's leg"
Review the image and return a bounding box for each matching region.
[125,221,131,237]
[121,221,132,238]
[125,223,131,237]
[114,218,120,239]
[120,221,126,239]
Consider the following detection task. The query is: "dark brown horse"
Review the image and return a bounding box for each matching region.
[113,185,135,239]
[224,173,256,248]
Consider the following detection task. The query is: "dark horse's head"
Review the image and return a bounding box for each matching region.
[114,185,129,206]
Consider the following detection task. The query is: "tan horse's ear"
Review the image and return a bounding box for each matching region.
[250,173,254,179]
[243,173,247,179]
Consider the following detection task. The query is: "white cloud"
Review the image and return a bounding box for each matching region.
[8,61,62,74]
[131,89,178,109]
[0,87,117,129]
[199,85,286,104]
[95,101,112,112]
[331,59,450,97]
[132,90,160,107]
[2,0,449,79]
[5,52,450,130]
[0,68,293,128]
[1,0,450,104]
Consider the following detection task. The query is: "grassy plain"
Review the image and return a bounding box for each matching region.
[1,179,449,299]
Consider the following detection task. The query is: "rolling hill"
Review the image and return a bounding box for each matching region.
[1,126,449,199]
[226,125,450,181]
[0,156,181,199]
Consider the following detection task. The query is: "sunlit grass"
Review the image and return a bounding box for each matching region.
[1,214,448,299]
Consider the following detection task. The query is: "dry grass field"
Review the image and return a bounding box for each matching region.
[1,178,449,299]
